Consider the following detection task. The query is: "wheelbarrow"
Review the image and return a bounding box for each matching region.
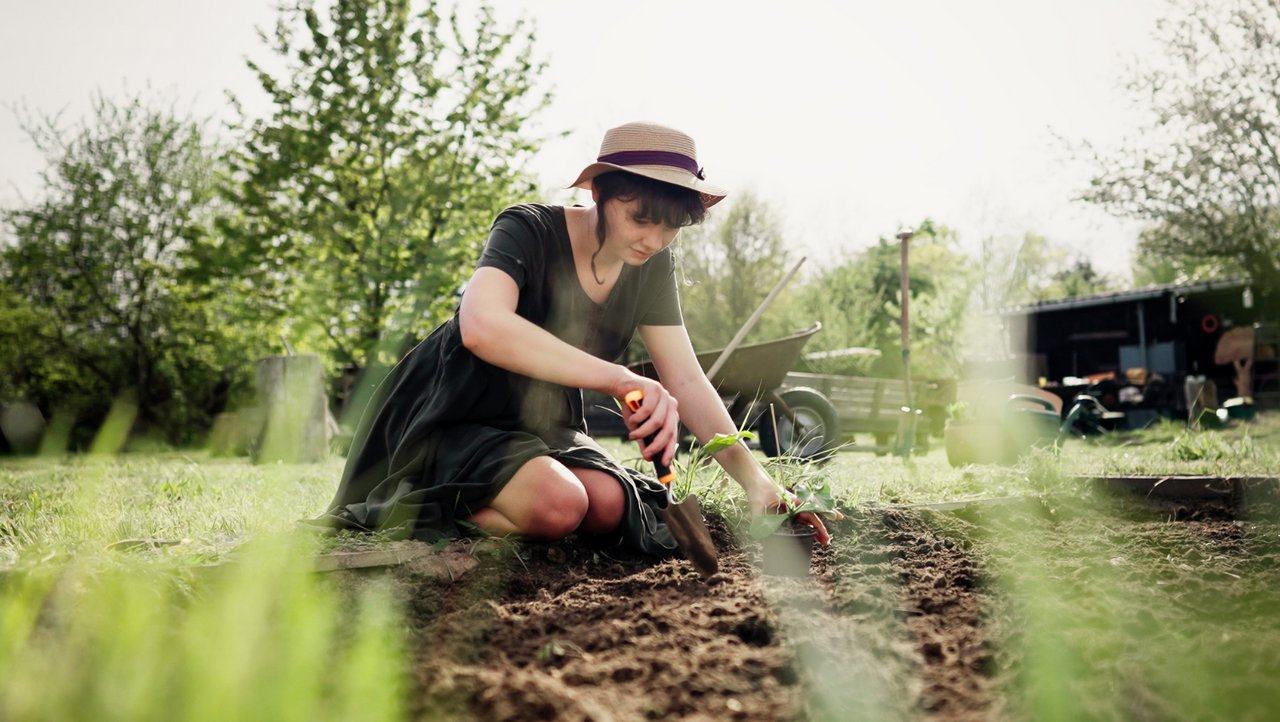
[626,322,843,461]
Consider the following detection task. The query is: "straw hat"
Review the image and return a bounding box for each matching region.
[568,122,727,207]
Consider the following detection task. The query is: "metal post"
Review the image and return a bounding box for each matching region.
[898,230,913,406]
[897,229,915,456]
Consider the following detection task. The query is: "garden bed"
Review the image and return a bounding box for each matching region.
[365,510,998,721]
[364,487,1280,721]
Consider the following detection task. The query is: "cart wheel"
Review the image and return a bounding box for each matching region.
[757,388,842,462]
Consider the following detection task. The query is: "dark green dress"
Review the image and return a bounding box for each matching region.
[320,204,680,555]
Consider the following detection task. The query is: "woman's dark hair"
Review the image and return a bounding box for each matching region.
[589,171,707,282]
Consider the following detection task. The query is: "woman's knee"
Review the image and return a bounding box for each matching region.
[574,469,625,535]
[499,458,589,539]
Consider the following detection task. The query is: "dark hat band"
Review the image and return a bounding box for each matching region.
[597,150,705,180]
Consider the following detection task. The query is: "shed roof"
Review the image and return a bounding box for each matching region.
[999,278,1247,317]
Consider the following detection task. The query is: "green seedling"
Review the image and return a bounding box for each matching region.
[946,400,972,420]
[668,430,757,500]
[748,464,838,540]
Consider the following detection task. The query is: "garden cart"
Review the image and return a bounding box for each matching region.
[627,322,843,461]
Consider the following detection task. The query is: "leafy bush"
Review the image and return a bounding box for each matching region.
[1,94,272,448]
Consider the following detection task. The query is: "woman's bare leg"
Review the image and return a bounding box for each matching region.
[464,507,520,537]
[466,456,589,539]
[465,458,626,540]
[570,467,625,535]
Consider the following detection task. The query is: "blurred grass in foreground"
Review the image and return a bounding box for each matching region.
[0,533,406,722]
[0,448,404,722]
[954,487,1280,720]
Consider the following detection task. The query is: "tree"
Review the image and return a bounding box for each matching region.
[979,232,1061,308]
[1,94,259,446]
[1046,258,1115,300]
[1081,0,1280,296]
[218,0,551,375]
[977,232,1116,307]
[793,220,975,380]
[676,191,790,349]
[1131,223,1246,286]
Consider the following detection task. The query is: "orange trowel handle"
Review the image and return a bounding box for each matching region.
[623,390,676,485]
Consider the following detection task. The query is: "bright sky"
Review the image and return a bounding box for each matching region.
[0,0,1167,278]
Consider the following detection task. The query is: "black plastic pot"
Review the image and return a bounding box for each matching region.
[761,522,818,576]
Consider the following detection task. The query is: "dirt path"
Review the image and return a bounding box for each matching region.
[877,509,1000,721]
[393,507,1000,722]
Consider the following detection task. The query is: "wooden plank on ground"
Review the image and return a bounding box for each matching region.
[890,477,1280,514]
[313,540,479,581]
[1086,475,1280,501]
[897,496,1031,513]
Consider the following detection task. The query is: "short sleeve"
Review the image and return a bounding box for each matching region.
[637,249,684,326]
[476,208,543,289]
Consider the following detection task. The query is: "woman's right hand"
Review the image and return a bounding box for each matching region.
[614,374,680,467]
[747,480,833,545]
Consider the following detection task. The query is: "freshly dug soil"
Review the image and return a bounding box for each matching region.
[390,494,1280,721]
[399,509,998,722]
[877,509,1000,721]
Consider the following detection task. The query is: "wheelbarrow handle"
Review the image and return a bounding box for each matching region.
[705,257,805,382]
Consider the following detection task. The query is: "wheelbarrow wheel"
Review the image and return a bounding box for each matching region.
[757,388,842,462]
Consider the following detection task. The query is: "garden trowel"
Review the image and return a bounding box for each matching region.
[625,391,719,579]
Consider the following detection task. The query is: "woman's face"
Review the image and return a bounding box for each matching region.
[601,197,680,265]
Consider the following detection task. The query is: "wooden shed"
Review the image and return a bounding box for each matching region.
[997,279,1277,414]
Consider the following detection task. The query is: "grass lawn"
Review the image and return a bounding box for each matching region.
[0,453,343,567]
[3,413,1274,566]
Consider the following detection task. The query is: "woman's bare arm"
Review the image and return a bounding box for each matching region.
[638,323,831,542]
[458,267,681,455]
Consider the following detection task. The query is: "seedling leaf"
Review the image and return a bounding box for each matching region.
[703,430,755,456]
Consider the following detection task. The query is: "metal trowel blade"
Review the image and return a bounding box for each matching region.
[659,493,719,578]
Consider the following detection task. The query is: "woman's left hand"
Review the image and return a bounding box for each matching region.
[746,480,835,546]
